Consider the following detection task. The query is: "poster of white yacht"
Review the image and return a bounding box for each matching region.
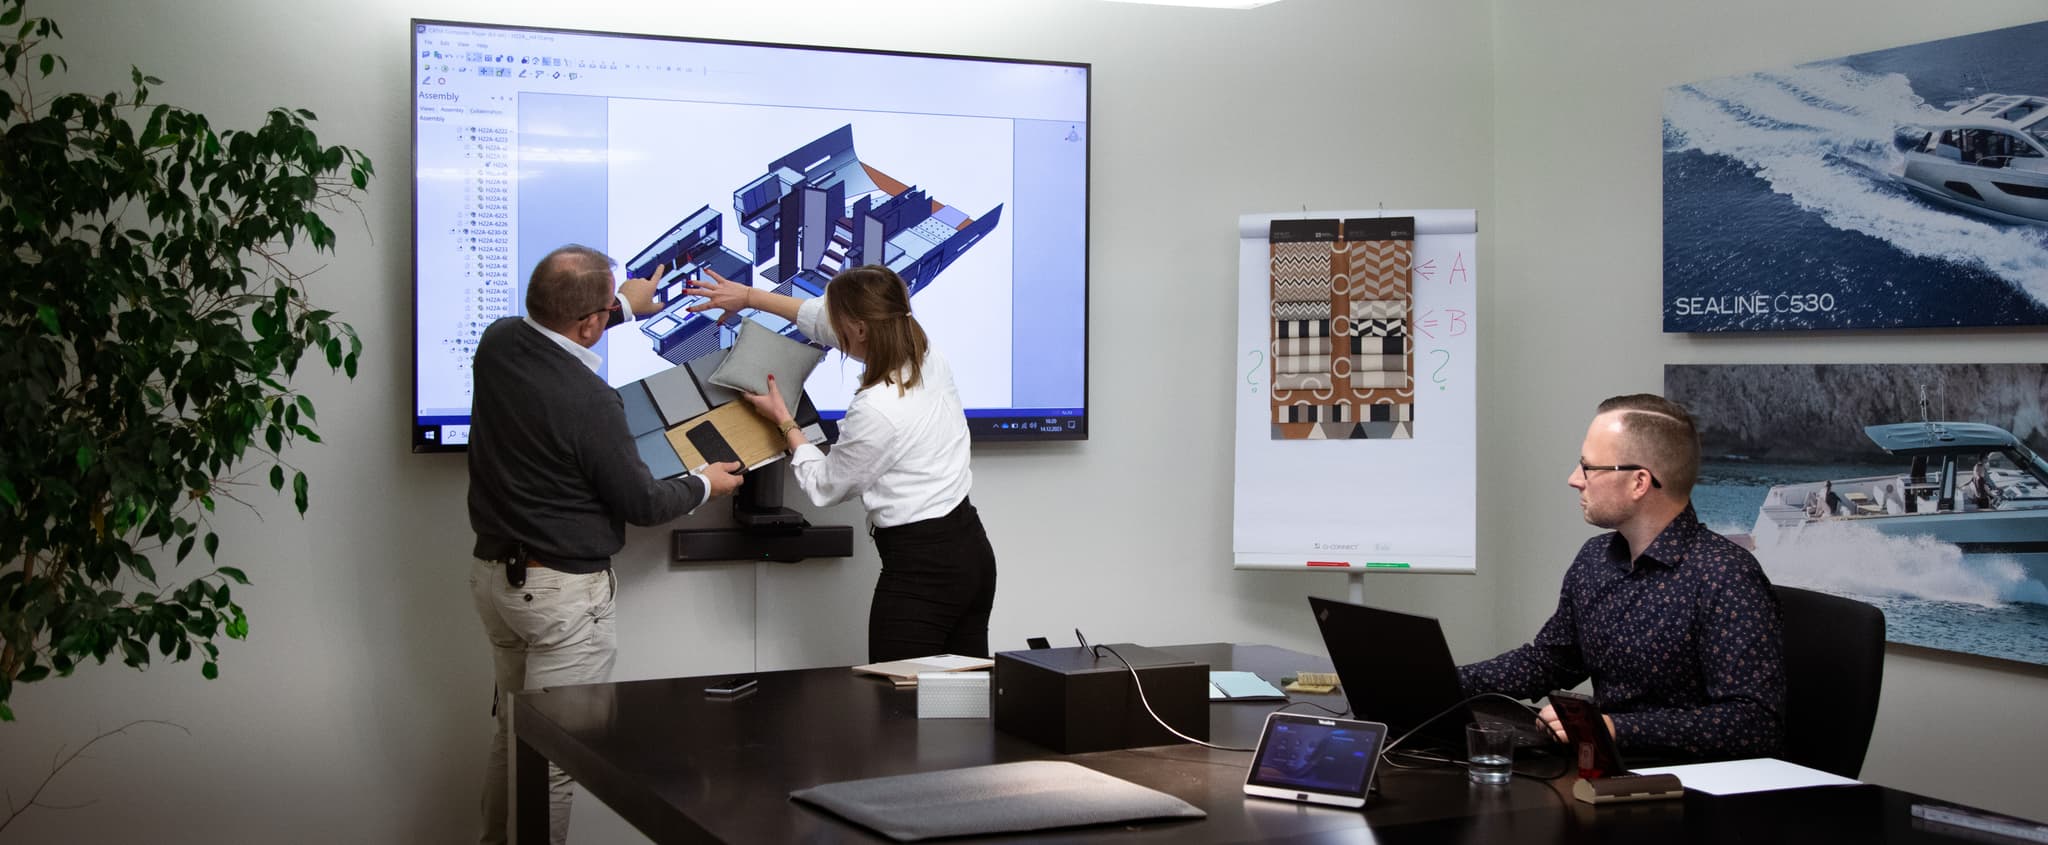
[1663,20,2048,332]
[1667,363,2048,667]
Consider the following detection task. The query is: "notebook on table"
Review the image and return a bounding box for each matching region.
[1308,597,1553,753]
[852,653,995,687]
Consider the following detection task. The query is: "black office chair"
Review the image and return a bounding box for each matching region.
[1774,585,1885,778]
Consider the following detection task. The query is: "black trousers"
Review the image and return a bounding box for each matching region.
[867,497,997,663]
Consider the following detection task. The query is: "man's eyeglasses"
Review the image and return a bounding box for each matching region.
[1577,459,1662,489]
[578,300,621,322]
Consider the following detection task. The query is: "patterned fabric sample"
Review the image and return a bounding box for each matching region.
[1273,336,1332,357]
[1275,354,1331,375]
[1273,300,1330,321]
[1268,218,1415,440]
[1356,319,1403,338]
[1273,279,1334,303]
[1273,374,1333,391]
[1349,335,1407,356]
[1275,319,1330,338]
[1351,298,1407,320]
[1270,241,1331,284]
[1278,403,1352,423]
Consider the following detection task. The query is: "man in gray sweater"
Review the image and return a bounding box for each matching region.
[468,244,743,844]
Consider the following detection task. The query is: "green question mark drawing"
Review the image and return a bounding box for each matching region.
[1246,350,1264,393]
[1429,348,1450,390]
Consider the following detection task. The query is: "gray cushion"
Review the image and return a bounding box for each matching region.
[789,760,1205,841]
[707,320,825,417]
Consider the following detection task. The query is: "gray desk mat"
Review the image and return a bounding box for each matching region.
[789,760,1206,841]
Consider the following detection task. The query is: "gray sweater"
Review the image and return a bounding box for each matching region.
[468,318,708,573]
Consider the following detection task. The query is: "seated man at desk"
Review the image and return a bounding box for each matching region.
[1459,394,1785,762]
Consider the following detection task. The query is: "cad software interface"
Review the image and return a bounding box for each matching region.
[412,21,1088,450]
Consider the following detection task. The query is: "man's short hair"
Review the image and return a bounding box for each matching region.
[1596,393,1702,497]
[526,244,616,329]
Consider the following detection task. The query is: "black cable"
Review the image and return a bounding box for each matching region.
[1515,755,1576,783]
[1269,698,1349,717]
[1379,691,1543,756]
[1380,747,1460,770]
[1093,644,1259,752]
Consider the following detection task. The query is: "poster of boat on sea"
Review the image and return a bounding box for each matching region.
[1667,364,2048,666]
[1663,20,2048,332]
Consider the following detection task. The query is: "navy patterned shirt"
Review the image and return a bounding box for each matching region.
[1459,506,1785,761]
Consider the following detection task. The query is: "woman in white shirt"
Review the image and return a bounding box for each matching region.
[684,265,996,662]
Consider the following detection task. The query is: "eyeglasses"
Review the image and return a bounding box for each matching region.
[1577,459,1662,489]
[577,300,621,322]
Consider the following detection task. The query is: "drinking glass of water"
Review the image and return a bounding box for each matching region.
[1465,723,1514,785]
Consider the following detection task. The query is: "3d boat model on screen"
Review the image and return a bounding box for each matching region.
[622,124,1004,365]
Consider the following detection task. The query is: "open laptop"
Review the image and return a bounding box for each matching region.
[1308,597,1553,754]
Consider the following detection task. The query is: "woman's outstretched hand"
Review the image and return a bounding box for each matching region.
[683,269,750,325]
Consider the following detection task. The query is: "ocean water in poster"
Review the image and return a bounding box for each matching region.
[1663,21,2048,331]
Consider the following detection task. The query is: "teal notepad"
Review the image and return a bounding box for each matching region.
[1208,671,1287,701]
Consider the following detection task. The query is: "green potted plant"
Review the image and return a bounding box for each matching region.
[0,0,371,720]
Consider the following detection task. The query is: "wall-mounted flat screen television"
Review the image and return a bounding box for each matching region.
[412,20,1089,451]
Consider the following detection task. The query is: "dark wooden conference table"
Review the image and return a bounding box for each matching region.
[513,643,1995,843]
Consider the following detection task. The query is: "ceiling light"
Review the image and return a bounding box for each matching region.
[1100,0,1285,9]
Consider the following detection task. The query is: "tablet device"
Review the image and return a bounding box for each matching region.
[1242,712,1386,808]
[1550,689,1626,778]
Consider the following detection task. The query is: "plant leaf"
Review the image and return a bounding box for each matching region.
[218,566,249,585]
[201,661,218,680]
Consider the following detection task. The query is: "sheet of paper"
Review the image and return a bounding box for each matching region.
[1207,671,1286,700]
[1631,757,1860,795]
[913,654,998,671]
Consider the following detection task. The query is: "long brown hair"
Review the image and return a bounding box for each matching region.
[827,265,927,395]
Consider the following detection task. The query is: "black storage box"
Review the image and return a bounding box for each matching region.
[992,644,1209,753]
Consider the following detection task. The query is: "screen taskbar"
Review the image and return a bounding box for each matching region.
[413,407,1085,451]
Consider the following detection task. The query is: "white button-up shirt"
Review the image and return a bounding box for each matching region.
[788,294,972,528]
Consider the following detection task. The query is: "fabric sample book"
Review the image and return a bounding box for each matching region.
[1267,217,1415,440]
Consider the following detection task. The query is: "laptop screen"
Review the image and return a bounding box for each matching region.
[1308,597,1475,750]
